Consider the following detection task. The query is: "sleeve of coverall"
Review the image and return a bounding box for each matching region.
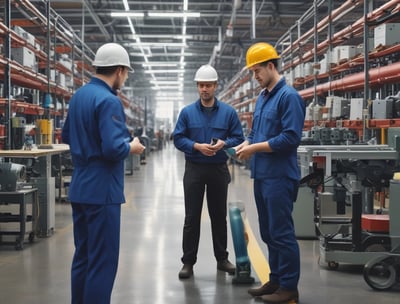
[173,108,197,154]
[268,92,305,153]
[97,97,131,162]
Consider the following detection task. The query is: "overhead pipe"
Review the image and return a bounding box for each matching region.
[276,0,325,47]
[251,0,256,39]
[226,0,241,37]
[210,0,241,65]
[298,61,400,99]
[287,0,400,70]
[281,0,363,58]
[208,26,223,66]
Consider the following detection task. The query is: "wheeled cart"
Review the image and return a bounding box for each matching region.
[0,188,38,250]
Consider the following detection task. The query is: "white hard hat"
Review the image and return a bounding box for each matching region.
[92,43,133,71]
[194,64,218,82]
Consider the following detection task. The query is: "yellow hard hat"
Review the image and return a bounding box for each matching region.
[246,42,280,69]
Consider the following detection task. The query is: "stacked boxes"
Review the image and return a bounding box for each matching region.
[374,23,400,47]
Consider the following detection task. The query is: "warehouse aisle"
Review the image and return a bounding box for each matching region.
[0,145,399,303]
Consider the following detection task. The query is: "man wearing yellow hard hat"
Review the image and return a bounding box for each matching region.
[236,42,305,303]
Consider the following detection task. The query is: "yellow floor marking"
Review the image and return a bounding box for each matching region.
[243,217,270,284]
[123,191,136,211]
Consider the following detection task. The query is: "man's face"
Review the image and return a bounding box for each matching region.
[113,66,129,90]
[250,62,273,89]
[197,82,217,103]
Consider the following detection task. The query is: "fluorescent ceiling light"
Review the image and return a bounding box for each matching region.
[150,80,183,85]
[155,96,184,100]
[111,12,145,17]
[122,0,129,11]
[131,52,195,57]
[142,62,180,67]
[131,34,193,39]
[156,93,183,97]
[132,42,187,47]
[148,12,200,18]
[144,69,185,74]
[152,86,183,90]
[111,12,200,18]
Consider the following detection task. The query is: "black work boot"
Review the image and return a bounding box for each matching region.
[248,281,280,297]
[178,264,193,279]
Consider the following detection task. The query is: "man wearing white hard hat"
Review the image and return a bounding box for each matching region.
[62,43,145,304]
[173,64,244,279]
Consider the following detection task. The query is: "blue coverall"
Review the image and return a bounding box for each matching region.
[247,77,305,290]
[173,99,244,265]
[62,77,131,304]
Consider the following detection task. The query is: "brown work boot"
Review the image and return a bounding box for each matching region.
[248,281,279,297]
[260,287,299,303]
[217,259,236,275]
[178,264,193,279]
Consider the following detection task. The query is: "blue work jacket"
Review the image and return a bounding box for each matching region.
[62,77,131,204]
[173,98,244,164]
[247,77,305,180]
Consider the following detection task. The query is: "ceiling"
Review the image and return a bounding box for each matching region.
[48,0,319,109]
[11,1,390,119]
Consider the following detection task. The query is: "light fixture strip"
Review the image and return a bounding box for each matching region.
[110,11,200,18]
[147,12,200,18]
[144,69,185,74]
[142,62,179,67]
[122,0,129,11]
[111,12,145,17]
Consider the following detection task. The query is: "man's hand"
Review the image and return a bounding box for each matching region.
[235,141,253,161]
[194,139,225,156]
[130,137,146,154]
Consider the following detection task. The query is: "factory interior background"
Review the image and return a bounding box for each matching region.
[0,0,400,303]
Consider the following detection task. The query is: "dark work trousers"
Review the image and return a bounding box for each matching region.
[181,161,231,265]
[253,177,300,290]
[71,203,121,304]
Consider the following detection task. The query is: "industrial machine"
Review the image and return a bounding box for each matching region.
[228,202,255,284]
[363,242,400,290]
[35,118,53,146]
[0,162,26,191]
[299,128,400,269]
[363,177,400,291]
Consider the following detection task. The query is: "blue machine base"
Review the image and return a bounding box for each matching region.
[229,204,255,285]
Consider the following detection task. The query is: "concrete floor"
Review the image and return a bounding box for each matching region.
[0,144,399,303]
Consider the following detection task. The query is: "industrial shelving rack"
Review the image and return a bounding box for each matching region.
[0,0,144,148]
[0,0,145,247]
[219,0,400,143]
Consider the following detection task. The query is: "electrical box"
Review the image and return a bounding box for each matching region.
[374,23,400,47]
[331,45,358,64]
[350,98,364,120]
[303,62,313,77]
[372,99,393,119]
[331,98,350,119]
[11,47,36,70]
[13,26,35,46]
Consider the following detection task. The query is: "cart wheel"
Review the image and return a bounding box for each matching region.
[328,261,339,270]
[15,238,24,251]
[363,257,396,291]
[28,232,35,243]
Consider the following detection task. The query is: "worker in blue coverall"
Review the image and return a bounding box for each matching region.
[235,43,305,303]
[173,64,244,279]
[62,43,145,304]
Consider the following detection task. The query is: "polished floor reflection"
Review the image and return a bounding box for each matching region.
[0,144,399,303]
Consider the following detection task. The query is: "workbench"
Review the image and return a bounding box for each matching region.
[0,188,38,250]
[0,144,70,237]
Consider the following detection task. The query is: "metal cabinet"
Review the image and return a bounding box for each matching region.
[0,188,38,250]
